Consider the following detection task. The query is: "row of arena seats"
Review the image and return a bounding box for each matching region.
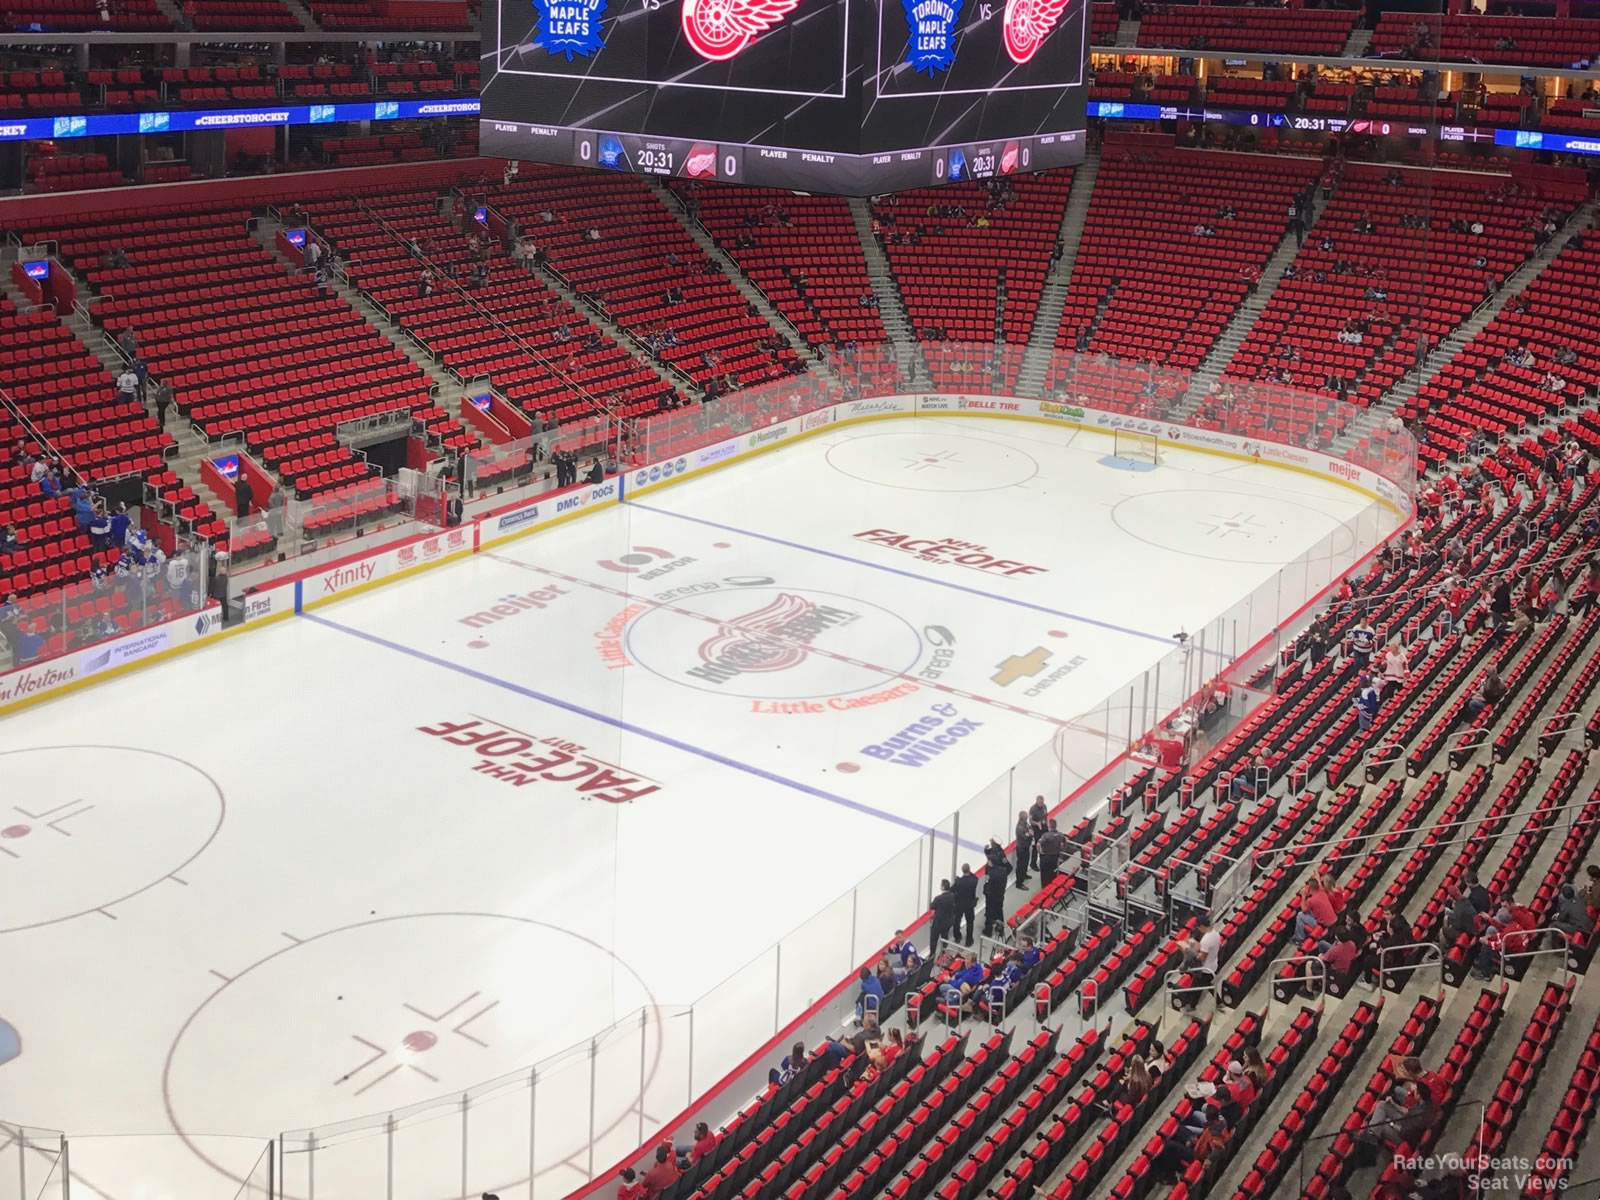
[1137,6,1357,55]
[1050,148,1318,384]
[303,185,668,423]
[1371,11,1600,67]
[871,172,1074,391]
[487,165,803,391]
[0,0,465,28]
[5,59,478,114]
[1226,160,1586,406]
[667,185,888,352]
[10,202,471,525]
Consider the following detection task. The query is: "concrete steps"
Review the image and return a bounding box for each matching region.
[1342,25,1373,56]
[1172,178,1328,416]
[1115,17,1139,46]
[848,195,926,378]
[1016,148,1098,397]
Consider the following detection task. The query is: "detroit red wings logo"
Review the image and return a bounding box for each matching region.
[1001,0,1071,63]
[695,593,814,674]
[681,0,802,61]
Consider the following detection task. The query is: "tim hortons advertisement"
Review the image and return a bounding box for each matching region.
[0,606,218,710]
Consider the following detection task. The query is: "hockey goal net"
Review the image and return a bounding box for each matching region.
[1114,428,1160,464]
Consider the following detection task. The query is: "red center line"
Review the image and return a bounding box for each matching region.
[485,553,1111,737]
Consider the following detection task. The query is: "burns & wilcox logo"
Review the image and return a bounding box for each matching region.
[532,0,606,59]
[903,0,962,74]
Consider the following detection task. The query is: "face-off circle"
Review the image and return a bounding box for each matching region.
[0,746,225,932]
[164,913,661,1196]
[825,432,1040,493]
[625,586,924,700]
[1110,489,1358,565]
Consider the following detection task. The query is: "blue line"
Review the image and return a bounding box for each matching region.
[626,500,1180,647]
[300,611,985,852]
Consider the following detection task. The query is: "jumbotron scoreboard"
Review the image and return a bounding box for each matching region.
[478,0,1088,193]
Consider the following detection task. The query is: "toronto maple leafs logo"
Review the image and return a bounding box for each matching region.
[902,0,962,75]
[681,0,802,61]
[1001,0,1070,63]
[532,0,606,60]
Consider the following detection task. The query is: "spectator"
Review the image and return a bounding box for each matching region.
[616,1167,644,1200]
[1443,885,1480,944]
[854,965,883,1022]
[1013,810,1032,890]
[116,364,139,405]
[116,328,137,358]
[951,864,978,946]
[1347,614,1377,668]
[982,852,1010,937]
[1300,613,1331,665]
[1354,675,1381,732]
[1360,1083,1425,1154]
[1038,819,1064,885]
[1466,668,1505,719]
[0,523,16,562]
[0,591,21,657]
[929,878,956,953]
[1552,884,1593,939]
[1320,924,1361,982]
[687,1121,717,1165]
[1294,880,1338,944]
[1466,871,1491,914]
[1380,645,1408,703]
[640,1144,679,1197]
[586,458,604,485]
[1241,1047,1268,1091]
[153,379,173,428]
[1120,1053,1154,1103]
[235,472,254,519]
[1175,918,1221,1012]
[1585,864,1600,911]
[1471,901,1538,980]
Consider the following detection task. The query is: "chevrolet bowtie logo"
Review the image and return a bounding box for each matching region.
[992,648,1052,687]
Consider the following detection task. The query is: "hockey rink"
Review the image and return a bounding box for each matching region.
[0,416,1397,1200]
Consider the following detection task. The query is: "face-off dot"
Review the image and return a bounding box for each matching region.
[402,1031,438,1053]
[619,553,654,566]
[1,824,30,839]
[468,640,489,649]
[835,762,860,774]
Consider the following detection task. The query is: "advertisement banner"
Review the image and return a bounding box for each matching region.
[0,606,220,711]
[482,479,620,546]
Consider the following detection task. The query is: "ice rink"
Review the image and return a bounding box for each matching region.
[0,415,1396,1199]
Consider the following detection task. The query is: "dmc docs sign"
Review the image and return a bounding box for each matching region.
[0,607,217,709]
[417,717,662,802]
[491,478,620,538]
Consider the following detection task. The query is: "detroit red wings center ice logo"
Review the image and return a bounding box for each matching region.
[681,0,802,61]
[1001,0,1070,63]
[695,593,814,674]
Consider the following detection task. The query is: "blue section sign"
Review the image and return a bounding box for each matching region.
[0,97,480,143]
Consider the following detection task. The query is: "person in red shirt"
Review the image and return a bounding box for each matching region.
[616,1167,645,1200]
[640,1145,680,1198]
[1294,881,1338,944]
[687,1122,718,1165]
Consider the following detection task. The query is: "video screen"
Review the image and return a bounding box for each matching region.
[479,0,1087,192]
